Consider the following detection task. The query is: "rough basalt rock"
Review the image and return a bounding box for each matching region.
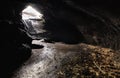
[0,2,32,77]
[0,20,32,78]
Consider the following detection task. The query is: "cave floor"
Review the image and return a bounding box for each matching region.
[13,40,120,78]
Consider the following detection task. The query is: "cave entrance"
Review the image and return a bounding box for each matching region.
[22,5,46,39]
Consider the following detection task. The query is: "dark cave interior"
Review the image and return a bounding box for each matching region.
[0,0,120,78]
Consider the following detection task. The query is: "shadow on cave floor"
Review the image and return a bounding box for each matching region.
[0,49,31,78]
[32,44,44,49]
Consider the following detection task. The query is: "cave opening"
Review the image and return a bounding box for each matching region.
[21,5,46,39]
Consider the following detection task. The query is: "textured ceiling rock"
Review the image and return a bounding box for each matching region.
[38,0,120,50]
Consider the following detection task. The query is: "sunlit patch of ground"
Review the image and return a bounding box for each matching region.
[13,40,120,78]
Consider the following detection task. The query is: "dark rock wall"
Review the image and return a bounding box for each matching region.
[0,1,32,78]
[39,0,120,50]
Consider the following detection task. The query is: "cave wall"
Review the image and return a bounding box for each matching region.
[0,1,32,78]
[0,0,120,77]
[38,0,120,50]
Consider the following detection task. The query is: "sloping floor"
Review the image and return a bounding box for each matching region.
[13,40,120,78]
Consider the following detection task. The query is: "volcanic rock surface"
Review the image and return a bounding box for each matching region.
[12,40,120,78]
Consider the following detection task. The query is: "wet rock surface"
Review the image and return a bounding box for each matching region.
[13,40,120,78]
